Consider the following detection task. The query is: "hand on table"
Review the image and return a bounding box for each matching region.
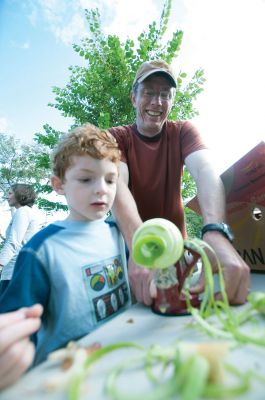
[189,232,250,305]
[128,257,157,306]
[0,304,43,389]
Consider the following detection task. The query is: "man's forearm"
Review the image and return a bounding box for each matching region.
[113,181,142,249]
[185,150,226,224]
[196,165,226,224]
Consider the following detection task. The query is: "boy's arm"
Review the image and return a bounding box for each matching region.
[113,162,155,306]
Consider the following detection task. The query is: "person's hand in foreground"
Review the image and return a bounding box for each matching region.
[190,232,250,305]
[0,304,43,390]
[128,256,157,306]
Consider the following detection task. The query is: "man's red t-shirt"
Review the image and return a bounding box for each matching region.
[109,120,206,237]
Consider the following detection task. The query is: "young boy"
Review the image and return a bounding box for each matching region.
[0,124,131,366]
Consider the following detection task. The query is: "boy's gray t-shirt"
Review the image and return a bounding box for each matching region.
[0,218,131,365]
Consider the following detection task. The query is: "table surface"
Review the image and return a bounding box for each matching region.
[1,273,265,400]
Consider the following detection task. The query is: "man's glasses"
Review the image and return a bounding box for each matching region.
[142,89,172,101]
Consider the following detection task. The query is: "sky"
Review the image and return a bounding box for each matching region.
[0,0,265,229]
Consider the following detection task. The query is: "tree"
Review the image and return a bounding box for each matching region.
[34,0,204,234]
[33,124,68,212]
[181,168,203,237]
[0,133,48,204]
[49,1,205,128]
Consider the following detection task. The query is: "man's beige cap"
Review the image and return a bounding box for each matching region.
[133,60,176,88]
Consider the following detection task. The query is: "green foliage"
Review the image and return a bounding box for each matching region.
[34,124,65,170]
[181,167,196,200]
[185,208,203,238]
[36,197,68,212]
[34,123,63,149]
[33,124,69,211]
[0,237,5,251]
[181,168,202,238]
[170,69,205,120]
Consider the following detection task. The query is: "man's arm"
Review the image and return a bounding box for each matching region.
[113,162,142,245]
[185,149,226,222]
[113,162,156,305]
[185,149,250,304]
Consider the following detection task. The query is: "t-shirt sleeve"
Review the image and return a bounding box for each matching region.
[180,120,208,161]
[0,247,50,312]
[108,126,128,163]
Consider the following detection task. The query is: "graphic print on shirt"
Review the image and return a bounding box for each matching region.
[82,255,130,324]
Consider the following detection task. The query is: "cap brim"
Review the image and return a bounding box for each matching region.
[137,69,176,88]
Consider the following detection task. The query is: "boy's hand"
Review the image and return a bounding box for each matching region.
[0,304,43,389]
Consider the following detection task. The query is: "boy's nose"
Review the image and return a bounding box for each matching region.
[95,180,107,194]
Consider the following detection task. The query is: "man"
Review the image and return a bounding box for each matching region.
[110,59,250,306]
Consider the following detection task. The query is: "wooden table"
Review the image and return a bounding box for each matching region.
[1,273,265,400]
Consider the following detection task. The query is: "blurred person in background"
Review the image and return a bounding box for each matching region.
[0,184,40,291]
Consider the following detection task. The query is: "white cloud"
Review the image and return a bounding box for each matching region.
[79,0,99,8]
[52,13,87,45]
[0,117,10,133]
[9,39,30,50]
[102,0,160,40]
[33,0,161,45]
[28,5,38,26]
[21,42,30,49]
[30,0,87,45]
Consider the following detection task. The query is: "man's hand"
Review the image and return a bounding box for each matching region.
[128,257,157,306]
[0,304,43,389]
[190,232,250,304]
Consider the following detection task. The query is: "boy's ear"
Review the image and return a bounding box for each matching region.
[51,175,65,195]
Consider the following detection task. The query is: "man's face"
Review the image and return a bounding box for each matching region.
[52,155,118,222]
[131,74,174,137]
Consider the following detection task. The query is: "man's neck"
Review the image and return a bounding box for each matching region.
[135,123,165,138]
